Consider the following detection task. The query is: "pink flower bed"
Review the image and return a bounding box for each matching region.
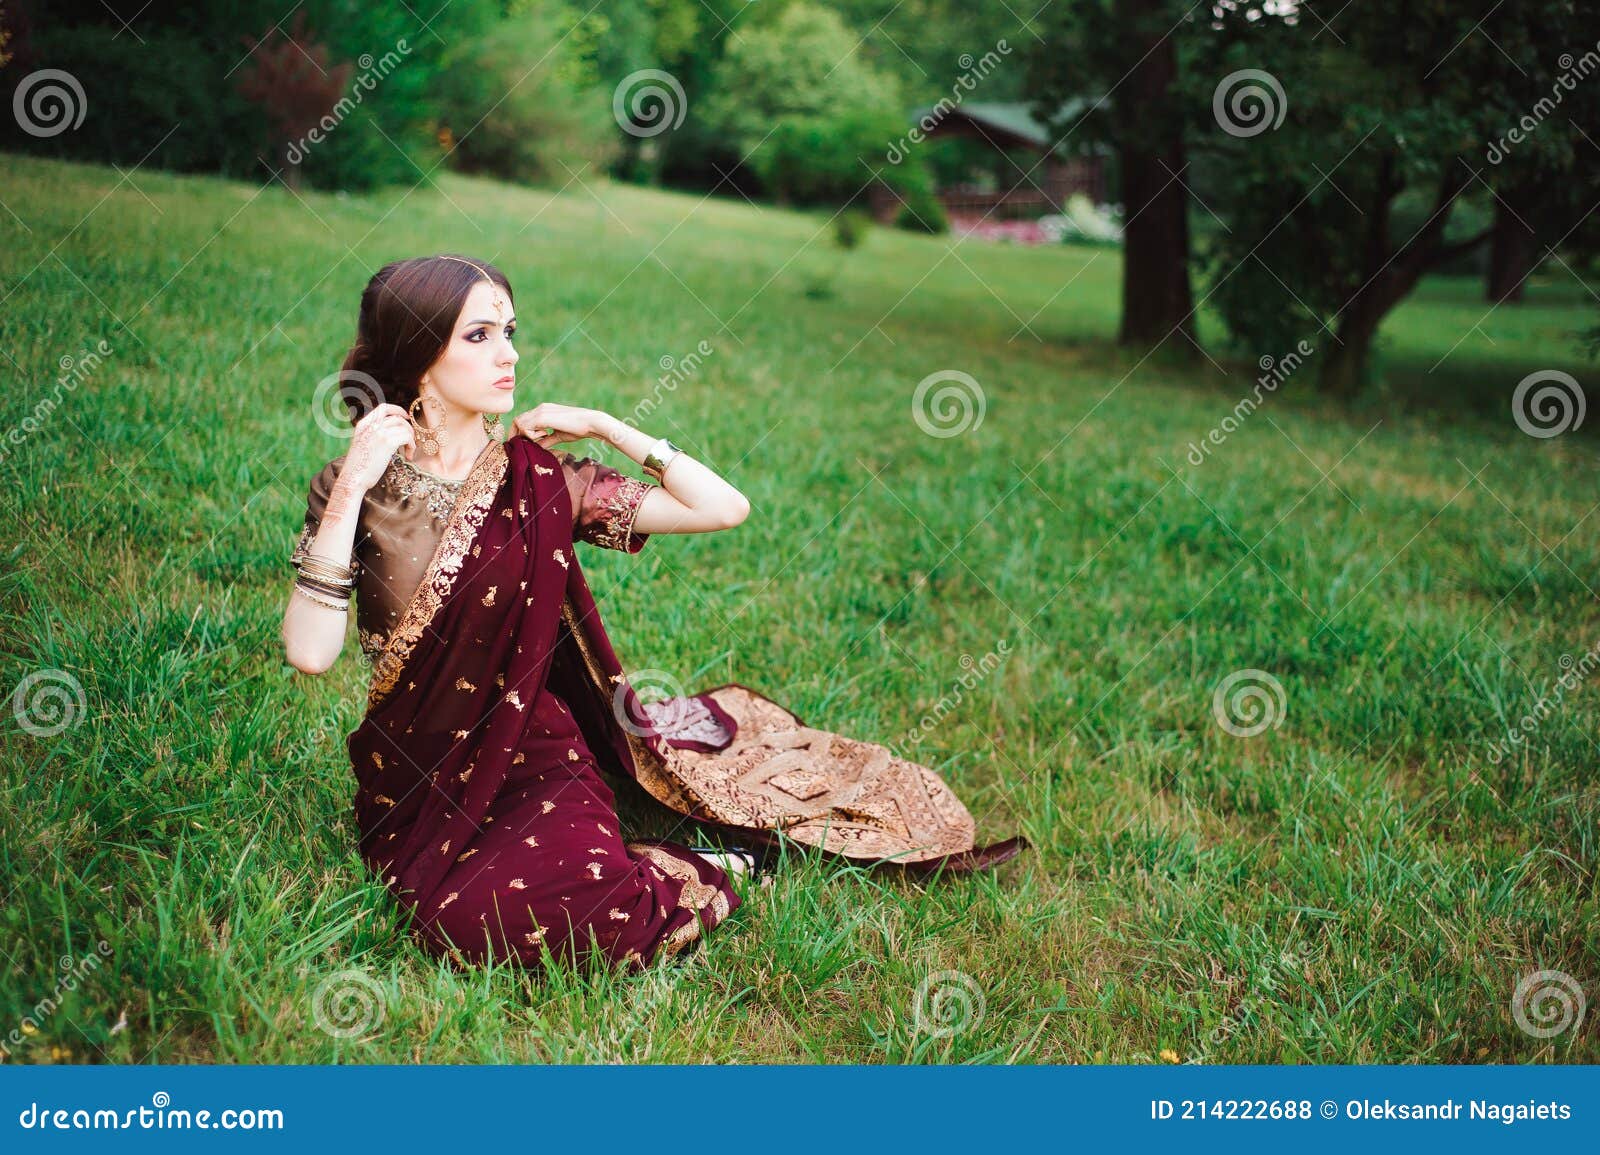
[948,215,1052,245]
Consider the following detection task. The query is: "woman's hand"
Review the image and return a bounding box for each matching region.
[341,403,417,492]
[511,403,618,450]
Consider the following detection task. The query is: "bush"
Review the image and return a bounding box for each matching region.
[893,192,948,234]
[1040,193,1122,246]
[431,9,620,186]
[883,161,948,234]
[0,25,266,180]
[2,16,441,192]
[751,106,947,233]
[835,208,871,250]
[700,3,902,156]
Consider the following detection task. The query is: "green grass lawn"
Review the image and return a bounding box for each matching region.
[0,152,1595,1064]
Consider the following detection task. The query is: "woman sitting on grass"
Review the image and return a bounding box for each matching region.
[281,254,1023,975]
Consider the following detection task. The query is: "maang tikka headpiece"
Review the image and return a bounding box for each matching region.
[437,255,507,321]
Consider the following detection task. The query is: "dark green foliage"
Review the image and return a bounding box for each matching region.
[1193,2,1600,394]
[431,7,621,186]
[0,24,267,179]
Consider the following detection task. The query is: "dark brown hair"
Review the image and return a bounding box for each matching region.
[336,254,514,424]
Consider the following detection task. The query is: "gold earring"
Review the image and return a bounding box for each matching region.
[482,412,505,441]
[409,393,448,455]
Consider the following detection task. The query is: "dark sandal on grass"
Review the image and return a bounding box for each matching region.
[689,843,776,881]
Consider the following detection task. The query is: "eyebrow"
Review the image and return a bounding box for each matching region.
[463,317,516,327]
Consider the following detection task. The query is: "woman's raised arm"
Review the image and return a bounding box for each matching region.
[515,404,750,536]
[281,404,416,674]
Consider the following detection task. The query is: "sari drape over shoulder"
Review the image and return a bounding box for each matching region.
[293,436,1026,973]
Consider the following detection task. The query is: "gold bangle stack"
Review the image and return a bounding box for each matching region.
[293,549,356,612]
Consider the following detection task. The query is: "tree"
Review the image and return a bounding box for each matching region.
[1486,182,1540,304]
[433,7,620,186]
[699,3,902,167]
[1027,0,1202,360]
[8,0,493,190]
[235,12,352,190]
[1197,1,1600,396]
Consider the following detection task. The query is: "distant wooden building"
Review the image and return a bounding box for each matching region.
[872,100,1109,223]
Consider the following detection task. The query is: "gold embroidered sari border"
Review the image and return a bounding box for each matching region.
[367,439,509,711]
[557,597,711,819]
[625,842,732,957]
[591,476,654,551]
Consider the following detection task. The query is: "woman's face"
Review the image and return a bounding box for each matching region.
[422,279,519,416]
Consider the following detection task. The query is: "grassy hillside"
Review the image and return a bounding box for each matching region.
[0,152,1595,1063]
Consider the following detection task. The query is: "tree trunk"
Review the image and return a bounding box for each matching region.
[1118,141,1197,355]
[1320,299,1385,399]
[1317,162,1488,396]
[1486,194,1538,303]
[1114,0,1197,358]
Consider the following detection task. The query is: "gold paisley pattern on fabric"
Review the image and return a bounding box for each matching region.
[642,695,734,747]
[588,475,654,551]
[557,594,977,863]
[661,694,977,863]
[367,439,509,710]
[558,596,705,817]
[557,593,977,864]
[357,626,389,661]
[625,842,731,957]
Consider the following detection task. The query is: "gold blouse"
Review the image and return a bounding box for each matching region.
[290,444,654,662]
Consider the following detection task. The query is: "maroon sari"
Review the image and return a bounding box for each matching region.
[346,436,739,972]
